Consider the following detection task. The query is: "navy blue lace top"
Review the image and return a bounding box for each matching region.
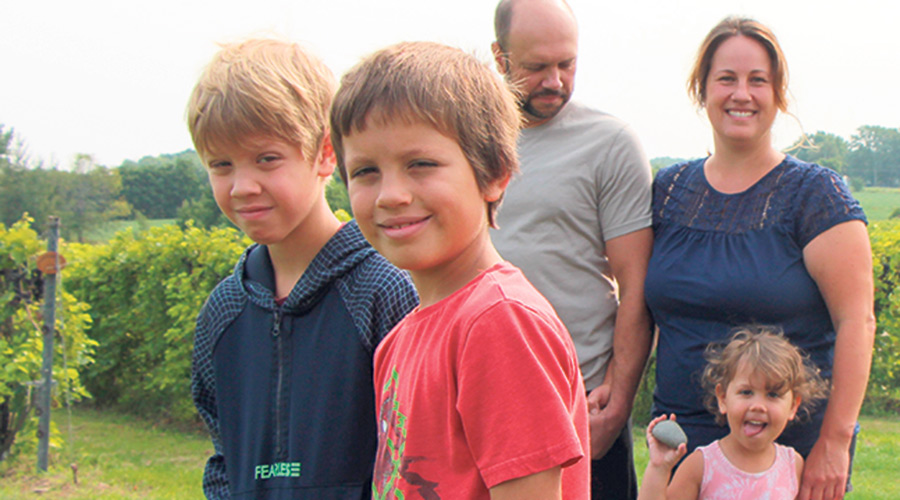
[644,155,866,455]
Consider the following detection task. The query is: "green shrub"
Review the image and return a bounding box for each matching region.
[65,223,248,422]
[0,216,96,461]
[868,220,900,414]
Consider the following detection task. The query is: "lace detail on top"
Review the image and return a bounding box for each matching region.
[698,440,798,500]
[653,156,866,247]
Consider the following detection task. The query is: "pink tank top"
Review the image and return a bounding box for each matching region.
[698,440,799,500]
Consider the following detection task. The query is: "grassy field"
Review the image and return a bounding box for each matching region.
[854,187,900,221]
[0,407,207,499]
[0,407,897,498]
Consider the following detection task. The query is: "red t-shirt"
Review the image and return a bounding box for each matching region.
[373,262,589,499]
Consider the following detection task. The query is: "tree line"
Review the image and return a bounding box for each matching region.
[649,126,900,191]
[2,122,898,241]
[792,126,900,190]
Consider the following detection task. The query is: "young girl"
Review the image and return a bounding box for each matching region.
[639,326,828,500]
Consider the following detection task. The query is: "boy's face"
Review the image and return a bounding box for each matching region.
[342,119,505,281]
[203,135,333,248]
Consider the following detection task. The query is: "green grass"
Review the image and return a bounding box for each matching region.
[854,187,900,221]
[632,415,900,499]
[0,407,208,499]
[2,408,896,499]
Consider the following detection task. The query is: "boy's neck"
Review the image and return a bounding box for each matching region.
[411,235,503,308]
[267,207,342,299]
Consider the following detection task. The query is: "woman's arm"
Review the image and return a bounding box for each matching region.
[801,220,876,500]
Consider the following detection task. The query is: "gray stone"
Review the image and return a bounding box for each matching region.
[652,420,687,449]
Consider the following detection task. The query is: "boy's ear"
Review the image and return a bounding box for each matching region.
[315,130,337,178]
[491,42,508,75]
[715,384,727,415]
[483,173,511,203]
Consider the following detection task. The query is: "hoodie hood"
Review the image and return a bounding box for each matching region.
[234,220,376,314]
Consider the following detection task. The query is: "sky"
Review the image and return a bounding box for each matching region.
[2,0,897,170]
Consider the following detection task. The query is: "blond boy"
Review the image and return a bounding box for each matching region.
[331,41,589,499]
[187,39,417,499]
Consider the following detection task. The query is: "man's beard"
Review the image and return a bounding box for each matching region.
[520,89,569,121]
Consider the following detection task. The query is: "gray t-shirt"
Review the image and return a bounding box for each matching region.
[492,101,652,390]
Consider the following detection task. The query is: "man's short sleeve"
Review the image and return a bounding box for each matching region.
[596,123,652,242]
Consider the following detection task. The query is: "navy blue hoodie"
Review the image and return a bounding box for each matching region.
[191,221,417,499]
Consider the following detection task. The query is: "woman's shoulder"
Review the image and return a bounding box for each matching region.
[778,155,848,191]
[777,155,866,232]
[654,157,705,188]
[780,154,833,172]
[657,157,704,177]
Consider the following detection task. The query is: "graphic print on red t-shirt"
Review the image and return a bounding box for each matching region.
[373,368,441,500]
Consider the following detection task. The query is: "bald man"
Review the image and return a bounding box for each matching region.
[491,1,653,497]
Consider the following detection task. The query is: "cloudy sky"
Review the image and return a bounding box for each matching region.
[2,0,896,169]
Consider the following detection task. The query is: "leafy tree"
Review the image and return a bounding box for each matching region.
[0,125,10,156]
[325,175,352,214]
[0,127,130,240]
[1,216,95,461]
[848,126,900,187]
[56,155,131,242]
[791,131,850,174]
[0,126,50,228]
[118,151,205,219]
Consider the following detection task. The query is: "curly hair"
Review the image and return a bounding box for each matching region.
[701,325,828,426]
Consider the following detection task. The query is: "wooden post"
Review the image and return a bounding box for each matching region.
[36,216,60,472]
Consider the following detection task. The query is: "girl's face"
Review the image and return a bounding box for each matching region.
[716,361,801,452]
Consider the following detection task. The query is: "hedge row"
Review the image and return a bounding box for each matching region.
[4,218,898,461]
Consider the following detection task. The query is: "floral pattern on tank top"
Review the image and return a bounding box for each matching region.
[698,440,798,500]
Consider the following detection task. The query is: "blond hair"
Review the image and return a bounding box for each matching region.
[187,38,336,162]
[702,325,828,426]
[330,41,521,227]
[687,17,789,113]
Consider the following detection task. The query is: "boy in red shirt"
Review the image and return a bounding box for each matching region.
[330,41,590,499]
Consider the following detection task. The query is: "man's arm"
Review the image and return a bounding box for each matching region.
[587,227,653,458]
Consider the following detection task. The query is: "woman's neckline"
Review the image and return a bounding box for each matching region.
[700,153,788,196]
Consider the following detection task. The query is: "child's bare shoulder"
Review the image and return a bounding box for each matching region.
[667,449,704,500]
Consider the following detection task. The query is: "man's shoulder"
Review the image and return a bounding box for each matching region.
[557,101,629,130]
[525,101,635,146]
